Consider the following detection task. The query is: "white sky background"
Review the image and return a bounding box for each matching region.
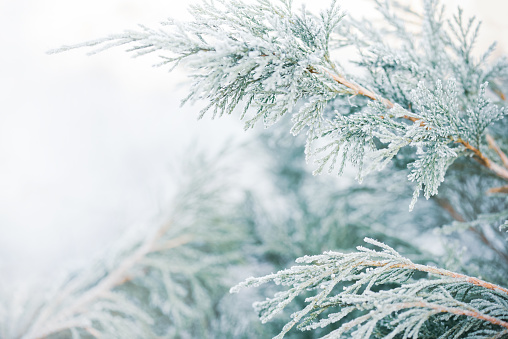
[0,0,506,285]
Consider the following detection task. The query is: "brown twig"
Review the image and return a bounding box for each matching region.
[115,234,194,285]
[454,138,508,180]
[486,134,508,169]
[434,197,508,268]
[491,82,507,102]
[149,233,194,252]
[309,67,421,122]
[493,89,507,102]
[491,329,508,339]
[363,260,508,295]
[392,302,508,329]
[434,197,465,222]
[468,225,508,263]
[340,300,508,333]
[85,327,102,338]
[487,185,508,194]
[328,72,396,109]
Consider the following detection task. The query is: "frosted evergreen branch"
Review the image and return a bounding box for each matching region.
[46,1,508,337]
[50,0,508,208]
[323,67,508,183]
[323,298,508,336]
[231,237,508,338]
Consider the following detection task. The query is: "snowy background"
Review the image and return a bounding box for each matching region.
[0,0,506,285]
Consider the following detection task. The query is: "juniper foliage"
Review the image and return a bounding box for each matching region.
[231,237,508,338]
[215,124,432,338]
[0,155,243,339]
[47,0,508,338]
[50,0,508,209]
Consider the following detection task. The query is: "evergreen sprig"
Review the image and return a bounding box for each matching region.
[231,237,508,338]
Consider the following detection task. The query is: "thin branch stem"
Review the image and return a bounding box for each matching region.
[434,197,508,266]
[467,226,508,263]
[391,302,508,329]
[493,88,507,102]
[491,329,508,339]
[434,197,465,222]
[339,300,508,335]
[327,72,395,109]
[458,138,508,180]
[85,327,102,338]
[488,185,508,194]
[413,262,508,294]
[486,134,508,169]
[363,260,508,295]
[149,234,194,253]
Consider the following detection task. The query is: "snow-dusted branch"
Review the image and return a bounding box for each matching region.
[51,0,508,208]
[232,237,508,338]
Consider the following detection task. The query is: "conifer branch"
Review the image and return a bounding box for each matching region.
[232,237,508,338]
[313,67,508,181]
[363,260,508,295]
[486,134,508,169]
[487,185,508,194]
[338,301,508,331]
[50,0,508,206]
[328,73,508,181]
[365,301,508,329]
[44,0,508,337]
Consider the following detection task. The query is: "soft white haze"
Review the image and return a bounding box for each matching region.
[0,0,506,284]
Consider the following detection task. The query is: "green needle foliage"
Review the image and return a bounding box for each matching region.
[45,0,508,337]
